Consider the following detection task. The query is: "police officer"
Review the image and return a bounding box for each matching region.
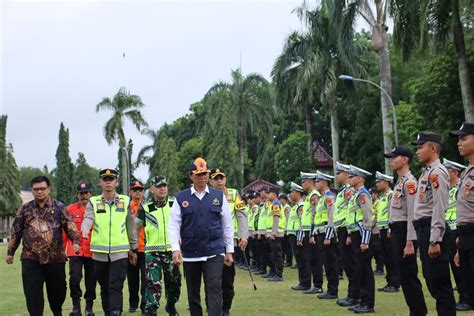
[297,172,323,294]
[346,165,375,314]
[313,171,339,300]
[209,168,248,316]
[81,169,138,315]
[266,187,285,281]
[443,158,471,311]
[450,123,474,311]
[64,182,97,316]
[280,193,293,267]
[168,158,234,316]
[412,132,456,315]
[246,191,258,270]
[369,187,384,276]
[374,171,400,293]
[135,176,181,316]
[256,189,271,277]
[385,145,427,316]
[288,182,309,291]
[332,162,357,307]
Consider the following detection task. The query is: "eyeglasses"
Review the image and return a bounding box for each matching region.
[32,187,48,192]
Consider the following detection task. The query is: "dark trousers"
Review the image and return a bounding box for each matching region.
[370,233,384,272]
[222,253,236,311]
[270,237,284,277]
[127,251,146,310]
[414,219,456,316]
[235,245,243,264]
[350,232,375,308]
[21,259,67,316]
[249,237,258,266]
[95,258,128,313]
[69,256,97,301]
[282,234,293,265]
[304,234,323,288]
[447,230,470,304]
[458,226,474,308]
[390,221,427,316]
[183,255,224,316]
[337,227,357,299]
[317,233,339,295]
[379,228,400,287]
[290,234,310,287]
[260,237,274,274]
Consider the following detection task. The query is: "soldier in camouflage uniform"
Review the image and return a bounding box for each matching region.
[135,176,181,316]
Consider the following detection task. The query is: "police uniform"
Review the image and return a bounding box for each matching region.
[288,182,309,290]
[374,171,400,292]
[346,165,375,313]
[443,158,471,310]
[266,187,285,281]
[81,169,138,315]
[256,192,272,276]
[280,194,293,267]
[135,176,181,316]
[332,162,358,307]
[412,132,456,315]
[297,172,323,294]
[450,123,474,310]
[385,145,427,315]
[313,171,339,299]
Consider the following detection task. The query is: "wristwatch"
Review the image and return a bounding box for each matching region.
[429,241,439,246]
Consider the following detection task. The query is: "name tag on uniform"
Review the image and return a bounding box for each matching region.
[213,198,221,206]
[40,223,49,232]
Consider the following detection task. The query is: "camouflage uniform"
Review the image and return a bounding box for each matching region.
[145,251,181,312]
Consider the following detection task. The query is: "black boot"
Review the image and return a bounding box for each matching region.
[70,299,82,316]
[165,304,179,316]
[85,300,94,316]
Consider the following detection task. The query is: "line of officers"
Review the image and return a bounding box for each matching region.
[236,123,474,315]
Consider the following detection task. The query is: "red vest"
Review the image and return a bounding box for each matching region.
[63,202,92,257]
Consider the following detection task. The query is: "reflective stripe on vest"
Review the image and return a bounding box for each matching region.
[257,203,267,232]
[314,193,330,234]
[90,194,130,254]
[376,191,392,228]
[446,186,458,230]
[301,190,321,231]
[143,198,174,253]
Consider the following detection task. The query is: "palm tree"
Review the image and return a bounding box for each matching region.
[96,87,148,193]
[390,0,474,122]
[274,0,365,176]
[204,69,275,185]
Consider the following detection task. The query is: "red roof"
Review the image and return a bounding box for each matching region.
[313,142,333,167]
[243,179,280,193]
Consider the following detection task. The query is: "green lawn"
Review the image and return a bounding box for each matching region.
[1,244,473,315]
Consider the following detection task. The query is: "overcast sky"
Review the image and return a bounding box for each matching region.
[1,0,371,181]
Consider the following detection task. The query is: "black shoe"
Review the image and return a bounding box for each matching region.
[291,284,310,291]
[222,309,231,316]
[456,303,473,311]
[70,299,82,316]
[268,276,283,282]
[318,293,337,299]
[263,273,275,279]
[337,298,357,307]
[253,271,264,275]
[377,285,389,292]
[354,305,375,314]
[303,287,323,294]
[348,303,361,311]
[374,269,384,276]
[110,312,122,316]
[128,306,137,313]
[383,286,399,293]
[84,300,94,316]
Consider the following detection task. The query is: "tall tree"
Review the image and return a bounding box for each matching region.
[6,144,21,215]
[176,137,204,190]
[275,131,314,182]
[204,69,275,186]
[203,90,241,188]
[73,152,100,195]
[155,135,179,194]
[96,87,148,194]
[54,123,74,204]
[390,0,474,121]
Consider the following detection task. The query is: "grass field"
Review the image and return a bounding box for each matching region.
[1,244,473,316]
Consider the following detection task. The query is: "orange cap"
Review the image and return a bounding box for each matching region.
[189,157,210,174]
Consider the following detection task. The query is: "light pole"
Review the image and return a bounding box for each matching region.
[339,75,398,146]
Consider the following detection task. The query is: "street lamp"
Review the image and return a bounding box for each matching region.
[339,75,398,146]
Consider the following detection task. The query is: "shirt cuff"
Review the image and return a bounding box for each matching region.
[171,243,181,252]
[129,242,138,251]
[226,245,234,253]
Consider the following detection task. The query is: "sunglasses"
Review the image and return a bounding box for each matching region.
[131,188,144,192]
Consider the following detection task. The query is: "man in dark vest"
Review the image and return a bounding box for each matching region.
[168,157,234,316]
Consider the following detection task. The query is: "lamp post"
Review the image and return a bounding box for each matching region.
[339,75,398,146]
